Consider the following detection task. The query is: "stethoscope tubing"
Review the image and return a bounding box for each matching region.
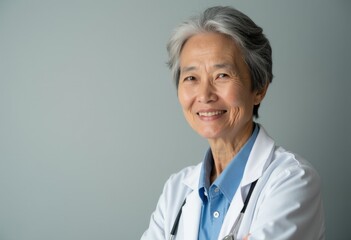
[169,179,258,240]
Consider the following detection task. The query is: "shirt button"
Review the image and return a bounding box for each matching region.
[214,187,219,193]
[213,211,220,218]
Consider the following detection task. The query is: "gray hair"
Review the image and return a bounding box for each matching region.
[166,6,273,118]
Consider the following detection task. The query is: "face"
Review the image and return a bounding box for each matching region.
[178,33,267,142]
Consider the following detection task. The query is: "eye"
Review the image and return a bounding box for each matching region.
[216,73,229,79]
[183,76,196,81]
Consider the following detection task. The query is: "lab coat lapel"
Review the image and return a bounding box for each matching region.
[218,126,275,239]
[218,189,244,239]
[180,190,202,240]
[179,164,202,240]
[241,126,275,186]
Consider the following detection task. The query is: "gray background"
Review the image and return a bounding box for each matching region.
[0,0,350,239]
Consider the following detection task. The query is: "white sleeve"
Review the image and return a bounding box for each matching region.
[248,163,325,240]
[140,179,169,240]
[140,168,193,240]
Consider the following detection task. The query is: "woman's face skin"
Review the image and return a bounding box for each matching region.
[178,33,267,144]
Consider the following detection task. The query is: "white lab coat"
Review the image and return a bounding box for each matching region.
[141,126,325,240]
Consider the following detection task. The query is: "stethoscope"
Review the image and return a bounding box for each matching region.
[169,179,258,240]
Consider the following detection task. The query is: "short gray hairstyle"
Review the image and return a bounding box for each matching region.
[166,6,273,118]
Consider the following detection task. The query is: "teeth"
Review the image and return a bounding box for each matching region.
[198,111,225,117]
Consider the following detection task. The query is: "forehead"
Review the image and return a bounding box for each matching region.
[179,32,242,65]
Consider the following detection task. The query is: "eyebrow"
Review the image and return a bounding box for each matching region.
[180,63,236,74]
[180,66,197,74]
[213,63,236,71]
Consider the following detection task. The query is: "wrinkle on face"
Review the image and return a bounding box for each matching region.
[177,32,269,174]
[178,32,257,147]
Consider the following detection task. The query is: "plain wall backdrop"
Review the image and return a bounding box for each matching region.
[0,0,350,239]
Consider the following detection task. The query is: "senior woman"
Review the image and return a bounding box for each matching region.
[141,6,325,240]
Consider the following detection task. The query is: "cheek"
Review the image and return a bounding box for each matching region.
[227,108,241,126]
[224,91,254,123]
[178,87,193,110]
[178,88,199,128]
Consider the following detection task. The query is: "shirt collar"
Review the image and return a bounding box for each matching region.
[198,123,259,203]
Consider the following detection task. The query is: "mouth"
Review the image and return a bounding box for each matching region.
[197,110,227,117]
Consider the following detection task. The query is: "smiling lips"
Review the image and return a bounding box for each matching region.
[197,110,227,117]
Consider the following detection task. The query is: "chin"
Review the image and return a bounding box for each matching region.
[196,129,224,140]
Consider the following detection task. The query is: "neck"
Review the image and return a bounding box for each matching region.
[209,122,254,182]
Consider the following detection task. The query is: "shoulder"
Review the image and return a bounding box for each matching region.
[141,165,202,239]
[257,145,322,205]
[255,125,319,180]
[156,163,202,224]
[162,163,202,195]
[269,146,320,182]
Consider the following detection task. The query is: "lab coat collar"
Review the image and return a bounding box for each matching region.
[182,125,275,190]
[180,125,275,240]
[182,163,201,190]
[241,125,275,186]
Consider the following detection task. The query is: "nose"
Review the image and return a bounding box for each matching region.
[197,80,217,103]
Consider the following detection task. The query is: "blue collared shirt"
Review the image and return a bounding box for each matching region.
[197,124,259,240]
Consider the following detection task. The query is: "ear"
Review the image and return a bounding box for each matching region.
[254,83,269,105]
